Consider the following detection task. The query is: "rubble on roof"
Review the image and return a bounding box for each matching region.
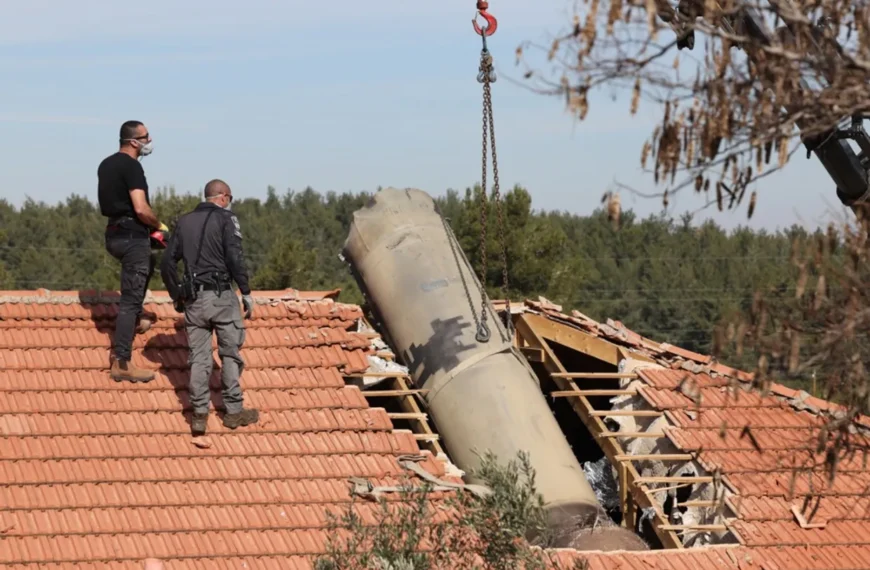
[502,297,870,429]
[349,319,409,390]
[501,296,870,566]
[3,286,869,568]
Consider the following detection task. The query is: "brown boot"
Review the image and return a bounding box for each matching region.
[110,359,155,383]
[222,408,259,429]
[191,412,209,436]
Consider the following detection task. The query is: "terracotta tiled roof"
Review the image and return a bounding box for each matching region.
[5,288,870,569]
[0,288,453,568]
[504,298,870,569]
[548,544,870,569]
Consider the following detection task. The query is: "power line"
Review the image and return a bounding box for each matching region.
[0,243,800,263]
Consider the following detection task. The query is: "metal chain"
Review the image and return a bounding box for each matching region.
[475,31,511,343]
[441,213,484,339]
[475,48,492,343]
[485,65,512,339]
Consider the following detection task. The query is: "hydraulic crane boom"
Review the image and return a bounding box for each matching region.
[658,0,870,208]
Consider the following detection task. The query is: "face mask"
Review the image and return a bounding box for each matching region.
[138,140,154,157]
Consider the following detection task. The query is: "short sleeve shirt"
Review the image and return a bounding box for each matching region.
[97,152,150,233]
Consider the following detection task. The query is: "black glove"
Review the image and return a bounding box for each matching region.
[242,294,253,319]
[173,299,185,313]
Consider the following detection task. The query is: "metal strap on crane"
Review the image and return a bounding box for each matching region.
[472,1,512,344]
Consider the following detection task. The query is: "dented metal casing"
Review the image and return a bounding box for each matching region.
[342,187,643,548]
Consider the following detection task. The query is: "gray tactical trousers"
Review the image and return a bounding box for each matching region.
[184,290,246,415]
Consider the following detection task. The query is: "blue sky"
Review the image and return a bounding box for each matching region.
[0,0,845,231]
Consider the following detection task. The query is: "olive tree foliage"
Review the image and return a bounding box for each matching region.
[313,451,589,570]
[515,0,870,484]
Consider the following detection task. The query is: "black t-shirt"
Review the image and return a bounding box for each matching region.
[97,152,150,234]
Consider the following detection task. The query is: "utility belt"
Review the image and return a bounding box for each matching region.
[180,271,232,303]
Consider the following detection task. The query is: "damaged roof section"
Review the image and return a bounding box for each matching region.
[500,297,870,568]
[2,285,869,569]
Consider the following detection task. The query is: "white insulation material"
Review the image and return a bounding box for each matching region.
[348,319,410,389]
[609,357,739,547]
[582,455,621,511]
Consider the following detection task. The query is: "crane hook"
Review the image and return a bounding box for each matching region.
[472,0,498,37]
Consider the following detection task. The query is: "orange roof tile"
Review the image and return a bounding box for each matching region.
[500,298,870,569]
[5,289,870,569]
[0,288,453,568]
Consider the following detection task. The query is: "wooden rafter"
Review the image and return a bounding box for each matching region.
[514,313,684,550]
[356,376,443,456]
[552,372,639,379]
[521,313,622,365]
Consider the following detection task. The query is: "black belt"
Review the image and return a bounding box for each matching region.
[106,228,148,239]
[106,217,149,238]
[197,282,231,292]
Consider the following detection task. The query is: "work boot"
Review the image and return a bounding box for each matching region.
[222,408,259,430]
[135,317,153,335]
[191,412,209,436]
[110,359,155,383]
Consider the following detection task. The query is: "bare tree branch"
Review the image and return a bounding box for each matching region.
[519,0,870,485]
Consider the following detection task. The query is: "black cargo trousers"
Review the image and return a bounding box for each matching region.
[105,221,156,363]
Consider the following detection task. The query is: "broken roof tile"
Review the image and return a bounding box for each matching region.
[503,298,870,569]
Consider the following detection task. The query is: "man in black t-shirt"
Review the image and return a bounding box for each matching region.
[98,120,167,383]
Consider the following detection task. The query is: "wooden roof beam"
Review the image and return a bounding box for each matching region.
[514,313,684,550]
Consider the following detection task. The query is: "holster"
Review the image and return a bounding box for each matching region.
[180,268,198,304]
[208,272,232,297]
[181,271,231,302]
[180,208,218,305]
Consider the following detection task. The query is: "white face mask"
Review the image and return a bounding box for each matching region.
[137,140,154,157]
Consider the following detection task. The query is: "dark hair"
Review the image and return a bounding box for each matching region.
[119,120,144,143]
[204,179,230,198]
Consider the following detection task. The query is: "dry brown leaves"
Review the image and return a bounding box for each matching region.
[515,0,870,215]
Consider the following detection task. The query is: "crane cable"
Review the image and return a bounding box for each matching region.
[472,0,511,344]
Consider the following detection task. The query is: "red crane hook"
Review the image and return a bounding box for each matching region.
[472,0,498,37]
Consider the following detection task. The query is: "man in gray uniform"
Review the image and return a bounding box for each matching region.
[160,179,259,435]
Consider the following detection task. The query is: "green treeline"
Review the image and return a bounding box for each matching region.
[0,183,813,382]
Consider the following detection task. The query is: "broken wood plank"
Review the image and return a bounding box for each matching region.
[678,500,720,507]
[551,390,637,397]
[589,410,662,417]
[523,313,621,365]
[520,346,545,362]
[388,412,428,420]
[599,432,665,438]
[615,454,693,462]
[411,433,441,441]
[551,372,638,379]
[658,524,729,532]
[362,389,429,397]
[392,376,443,456]
[636,476,715,484]
[347,372,411,378]
[515,314,683,550]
